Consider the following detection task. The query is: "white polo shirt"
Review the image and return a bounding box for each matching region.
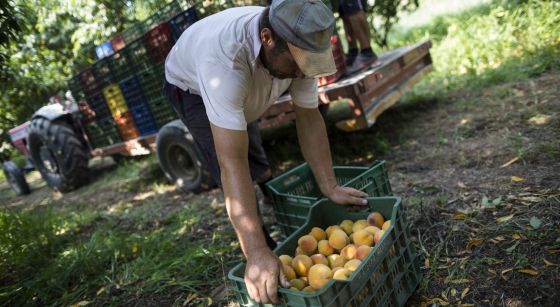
[165,6,319,131]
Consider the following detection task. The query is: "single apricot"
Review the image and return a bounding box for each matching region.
[328,229,349,250]
[367,212,385,228]
[327,254,341,269]
[325,225,342,237]
[290,278,306,290]
[364,225,381,236]
[309,227,327,241]
[339,219,354,235]
[333,268,353,280]
[298,235,318,254]
[296,246,314,256]
[353,229,374,246]
[382,220,391,231]
[308,264,333,289]
[310,254,329,266]
[340,244,357,260]
[283,263,296,280]
[344,259,362,272]
[373,230,385,244]
[333,255,347,268]
[279,255,293,266]
[318,240,335,256]
[356,245,373,261]
[302,286,316,292]
[352,219,368,233]
[292,255,313,277]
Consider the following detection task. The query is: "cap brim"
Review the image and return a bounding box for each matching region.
[288,42,337,78]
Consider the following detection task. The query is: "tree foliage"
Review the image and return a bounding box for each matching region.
[366,0,420,47]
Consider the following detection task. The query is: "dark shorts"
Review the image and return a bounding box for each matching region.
[338,0,367,16]
[163,81,271,188]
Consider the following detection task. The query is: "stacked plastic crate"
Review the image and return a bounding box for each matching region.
[120,76,158,136]
[137,64,177,128]
[228,161,422,306]
[169,7,199,41]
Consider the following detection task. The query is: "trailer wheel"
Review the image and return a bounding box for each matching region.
[2,161,30,196]
[26,118,89,193]
[156,120,215,193]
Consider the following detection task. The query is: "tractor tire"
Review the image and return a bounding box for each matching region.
[156,120,215,194]
[26,117,89,193]
[2,161,30,196]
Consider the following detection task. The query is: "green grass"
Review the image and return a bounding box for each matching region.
[0,158,239,306]
[390,0,560,98]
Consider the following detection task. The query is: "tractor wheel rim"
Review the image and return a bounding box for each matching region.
[167,144,198,184]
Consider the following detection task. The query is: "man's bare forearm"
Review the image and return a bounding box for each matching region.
[220,154,268,257]
[295,107,337,197]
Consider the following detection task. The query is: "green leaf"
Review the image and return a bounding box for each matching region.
[492,197,502,206]
[505,241,520,253]
[482,196,489,206]
[530,216,542,229]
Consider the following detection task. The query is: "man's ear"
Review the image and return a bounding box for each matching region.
[260,28,275,50]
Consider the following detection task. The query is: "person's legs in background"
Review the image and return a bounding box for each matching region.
[339,0,379,72]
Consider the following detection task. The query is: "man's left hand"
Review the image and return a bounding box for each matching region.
[326,186,368,206]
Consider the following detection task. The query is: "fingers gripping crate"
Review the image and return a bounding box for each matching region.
[148,97,178,128]
[129,102,158,136]
[169,6,199,41]
[228,197,422,306]
[113,111,140,141]
[103,84,129,116]
[266,161,393,236]
[84,117,122,149]
[145,22,173,65]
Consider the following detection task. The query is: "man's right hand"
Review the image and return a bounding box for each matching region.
[245,247,290,305]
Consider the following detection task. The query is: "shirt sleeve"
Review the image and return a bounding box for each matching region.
[289,77,319,109]
[196,59,250,131]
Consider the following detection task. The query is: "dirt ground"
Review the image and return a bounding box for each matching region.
[1,73,559,306]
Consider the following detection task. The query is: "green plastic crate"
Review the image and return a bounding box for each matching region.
[267,161,393,236]
[148,97,178,128]
[137,65,165,103]
[228,197,421,306]
[85,118,122,149]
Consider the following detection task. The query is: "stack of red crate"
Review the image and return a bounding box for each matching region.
[145,22,173,65]
[317,35,347,87]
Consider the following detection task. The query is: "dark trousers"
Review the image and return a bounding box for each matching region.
[163,81,271,187]
[163,81,277,248]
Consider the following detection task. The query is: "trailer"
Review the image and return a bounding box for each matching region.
[3,0,432,196]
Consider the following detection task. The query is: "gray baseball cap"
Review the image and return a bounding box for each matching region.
[270,0,336,77]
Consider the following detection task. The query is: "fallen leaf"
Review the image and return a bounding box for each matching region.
[481,196,490,206]
[543,259,558,267]
[96,287,106,296]
[132,243,139,254]
[530,216,542,229]
[492,197,502,206]
[520,196,542,203]
[461,288,470,299]
[546,247,560,254]
[454,212,466,220]
[512,232,522,240]
[425,258,430,268]
[466,238,484,251]
[511,176,526,182]
[505,241,520,253]
[430,298,450,306]
[496,214,514,223]
[459,304,475,307]
[500,156,519,168]
[451,288,457,297]
[501,268,514,275]
[70,301,91,307]
[517,268,539,276]
[528,114,551,125]
[489,236,506,244]
[457,181,467,188]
